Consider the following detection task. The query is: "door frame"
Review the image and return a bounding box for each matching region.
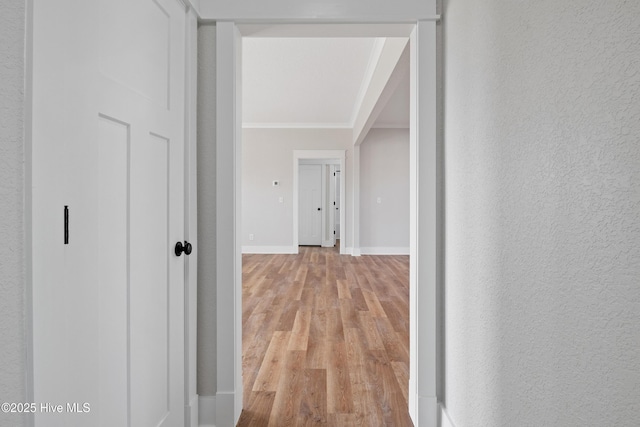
[293,151,346,253]
[329,164,338,247]
[183,6,199,427]
[215,18,440,426]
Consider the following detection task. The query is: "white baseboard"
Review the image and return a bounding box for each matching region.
[360,246,410,255]
[215,391,236,427]
[410,394,438,427]
[440,404,457,427]
[242,245,297,254]
[349,247,361,256]
[187,395,199,427]
[198,395,215,427]
[420,395,438,427]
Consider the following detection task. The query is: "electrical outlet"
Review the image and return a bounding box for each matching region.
[279,197,283,203]
[249,234,254,241]
[377,197,382,204]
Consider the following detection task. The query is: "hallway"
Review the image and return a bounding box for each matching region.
[238,246,412,426]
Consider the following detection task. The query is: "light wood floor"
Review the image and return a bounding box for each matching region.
[238,245,412,426]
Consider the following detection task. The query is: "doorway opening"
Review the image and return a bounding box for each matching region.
[238,24,413,424]
[293,151,346,253]
[210,17,439,427]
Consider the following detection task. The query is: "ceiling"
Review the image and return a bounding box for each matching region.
[242,37,409,129]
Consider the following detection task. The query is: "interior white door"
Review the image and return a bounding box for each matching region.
[328,165,336,247]
[31,0,186,426]
[335,170,341,237]
[299,164,322,246]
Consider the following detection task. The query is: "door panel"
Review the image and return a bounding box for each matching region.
[97,115,129,427]
[32,0,186,425]
[299,164,322,246]
[130,132,170,427]
[99,0,171,109]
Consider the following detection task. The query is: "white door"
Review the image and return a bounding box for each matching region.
[328,165,336,247]
[31,1,186,426]
[299,164,322,246]
[335,170,341,237]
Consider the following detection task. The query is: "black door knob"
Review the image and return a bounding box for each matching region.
[317,207,321,211]
[175,241,193,256]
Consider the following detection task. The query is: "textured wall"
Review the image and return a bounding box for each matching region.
[443,1,640,426]
[197,23,217,397]
[0,1,27,426]
[360,128,410,250]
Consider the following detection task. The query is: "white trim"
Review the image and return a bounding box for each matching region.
[216,22,243,426]
[408,21,438,427]
[238,23,417,38]
[215,392,236,427]
[353,38,409,146]
[352,145,360,256]
[299,158,340,165]
[328,164,337,247]
[198,1,439,22]
[198,395,215,427]
[349,38,385,127]
[189,0,200,16]
[360,247,410,255]
[184,6,199,427]
[440,404,457,427]
[408,22,418,421]
[173,0,201,16]
[188,395,199,427]
[242,122,351,129]
[372,122,410,129]
[242,245,297,254]
[293,150,346,255]
[417,395,438,427]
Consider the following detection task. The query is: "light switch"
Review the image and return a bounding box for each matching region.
[377,197,382,204]
[279,197,283,203]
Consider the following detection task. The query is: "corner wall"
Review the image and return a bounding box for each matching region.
[443,1,640,426]
[360,128,410,253]
[0,1,27,426]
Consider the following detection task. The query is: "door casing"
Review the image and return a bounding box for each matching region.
[215,18,440,427]
[293,151,346,253]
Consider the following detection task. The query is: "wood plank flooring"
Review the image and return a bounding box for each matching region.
[238,245,412,426]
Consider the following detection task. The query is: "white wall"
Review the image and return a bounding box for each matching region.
[443,1,640,426]
[242,128,353,251]
[360,128,410,253]
[0,1,26,426]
